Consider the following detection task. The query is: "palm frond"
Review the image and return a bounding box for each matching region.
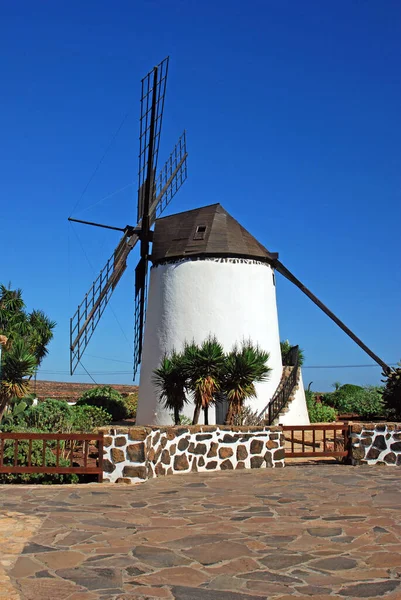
[152,352,188,422]
[223,340,271,423]
[1,338,37,398]
[183,336,225,410]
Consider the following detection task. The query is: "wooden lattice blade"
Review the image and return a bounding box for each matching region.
[150,131,188,224]
[137,57,169,222]
[70,231,138,375]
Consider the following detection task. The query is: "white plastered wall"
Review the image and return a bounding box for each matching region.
[278,371,310,425]
[136,258,283,426]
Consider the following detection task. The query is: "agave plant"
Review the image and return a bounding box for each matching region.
[153,352,188,425]
[223,341,271,425]
[183,337,225,425]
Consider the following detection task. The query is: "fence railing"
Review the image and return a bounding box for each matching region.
[259,346,300,425]
[0,432,104,481]
[282,423,351,459]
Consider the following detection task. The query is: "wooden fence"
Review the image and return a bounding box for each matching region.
[0,432,104,482]
[282,423,351,459]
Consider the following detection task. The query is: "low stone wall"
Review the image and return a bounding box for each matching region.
[100,425,285,483]
[350,423,401,466]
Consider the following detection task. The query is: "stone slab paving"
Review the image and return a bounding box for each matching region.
[0,465,401,599]
[0,511,42,599]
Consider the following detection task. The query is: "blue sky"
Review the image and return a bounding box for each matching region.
[1,1,400,391]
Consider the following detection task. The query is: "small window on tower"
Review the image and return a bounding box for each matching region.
[193,224,207,240]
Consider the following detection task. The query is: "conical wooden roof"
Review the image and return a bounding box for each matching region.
[151,203,278,264]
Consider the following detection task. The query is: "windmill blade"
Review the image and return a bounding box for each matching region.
[133,58,170,378]
[274,259,391,374]
[150,131,188,223]
[70,230,138,375]
[133,257,149,378]
[137,57,169,222]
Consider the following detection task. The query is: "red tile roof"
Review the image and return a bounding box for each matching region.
[27,380,138,402]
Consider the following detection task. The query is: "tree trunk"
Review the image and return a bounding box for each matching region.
[0,394,8,424]
[204,405,209,425]
[192,403,201,425]
[225,402,234,426]
[174,405,180,425]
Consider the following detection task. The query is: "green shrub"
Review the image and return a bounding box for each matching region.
[123,392,138,419]
[232,405,264,426]
[71,405,112,431]
[326,384,384,418]
[1,397,112,435]
[0,425,78,484]
[169,413,192,425]
[1,396,32,426]
[76,386,128,421]
[22,398,73,432]
[326,384,363,412]
[306,390,337,423]
[355,386,385,418]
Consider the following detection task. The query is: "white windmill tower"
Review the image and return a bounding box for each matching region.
[69,57,391,427]
[136,203,297,425]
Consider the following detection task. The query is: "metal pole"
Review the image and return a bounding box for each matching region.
[68,217,126,233]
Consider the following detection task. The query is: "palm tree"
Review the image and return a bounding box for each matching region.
[183,337,225,425]
[0,338,37,421]
[0,284,56,421]
[0,285,26,341]
[152,352,188,425]
[223,341,271,425]
[0,285,56,369]
[27,310,56,367]
[0,285,25,317]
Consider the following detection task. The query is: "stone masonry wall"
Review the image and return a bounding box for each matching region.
[100,425,285,484]
[350,423,401,466]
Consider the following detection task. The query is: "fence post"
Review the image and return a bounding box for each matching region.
[98,433,104,483]
[343,421,352,464]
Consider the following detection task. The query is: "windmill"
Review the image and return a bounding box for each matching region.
[69,57,188,378]
[69,58,390,428]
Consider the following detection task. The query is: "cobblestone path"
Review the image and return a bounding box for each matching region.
[0,465,400,599]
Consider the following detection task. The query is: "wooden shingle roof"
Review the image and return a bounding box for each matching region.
[151,204,278,264]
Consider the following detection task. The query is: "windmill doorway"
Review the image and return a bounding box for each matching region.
[215,398,229,425]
